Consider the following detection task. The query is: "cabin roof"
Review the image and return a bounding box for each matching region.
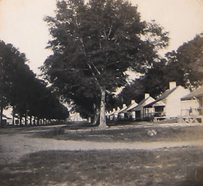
[119,106,128,114]
[181,86,203,100]
[132,96,154,111]
[126,102,138,112]
[144,87,177,107]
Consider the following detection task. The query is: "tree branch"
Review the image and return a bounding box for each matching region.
[79,38,101,88]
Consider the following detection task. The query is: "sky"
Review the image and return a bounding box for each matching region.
[1,0,203,75]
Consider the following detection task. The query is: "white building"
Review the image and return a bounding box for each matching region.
[130,93,155,121]
[181,86,203,123]
[144,82,190,121]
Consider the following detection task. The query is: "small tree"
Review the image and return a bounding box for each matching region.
[42,0,169,128]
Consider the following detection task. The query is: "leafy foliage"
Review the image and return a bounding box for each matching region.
[165,33,203,89]
[119,33,203,105]
[41,0,169,125]
[0,40,69,126]
[118,59,168,106]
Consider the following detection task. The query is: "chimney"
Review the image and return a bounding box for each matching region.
[123,104,126,108]
[131,100,135,104]
[113,108,116,112]
[145,93,149,99]
[169,82,176,90]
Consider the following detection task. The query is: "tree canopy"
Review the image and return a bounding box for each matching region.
[41,0,169,127]
[118,33,203,105]
[0,40,69,127]
[165,33,203,89]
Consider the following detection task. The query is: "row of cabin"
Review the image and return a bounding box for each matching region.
[106,82,203,123]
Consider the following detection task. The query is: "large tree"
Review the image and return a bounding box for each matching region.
[41,0,169,128]
[165,33,203,90]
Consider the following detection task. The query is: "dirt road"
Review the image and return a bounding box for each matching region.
[1,124,203,165]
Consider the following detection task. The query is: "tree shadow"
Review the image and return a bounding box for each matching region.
[175,167,203,186]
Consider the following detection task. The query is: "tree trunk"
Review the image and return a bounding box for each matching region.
[20,115,22,126]
[37,118,39,125]
[33,117,36,125]
[29,115,32,125]
[99,87,107,128]
[25,104,28,126]
[25,113,28,126]
[0,106,3,128]
[92,108,100,126]
[12,106,15,125]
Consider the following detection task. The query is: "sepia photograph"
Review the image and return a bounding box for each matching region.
[0,0,203,185]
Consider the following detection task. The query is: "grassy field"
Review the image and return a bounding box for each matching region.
[0,122,203,186]
[1,148,203,186]
[33,123,203,143]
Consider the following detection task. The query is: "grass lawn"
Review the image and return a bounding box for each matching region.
[0,122,203,186]
[1,148,203,186]
[33,123,203,143]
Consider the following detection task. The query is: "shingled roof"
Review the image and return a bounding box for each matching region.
[144,87,177,108]
[181,86,203,100]
[126,100,138,112]
[132,96,155,111]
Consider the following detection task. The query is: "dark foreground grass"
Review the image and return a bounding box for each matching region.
[32,125,203,143]
[1,147,203,186]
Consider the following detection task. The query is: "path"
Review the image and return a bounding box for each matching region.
[1,130,203,165]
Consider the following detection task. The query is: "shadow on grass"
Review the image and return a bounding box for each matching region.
[175,167,203,186]
[1,147,203,186]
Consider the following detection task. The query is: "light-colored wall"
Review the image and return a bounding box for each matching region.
[181,99,200,116]
[165,86,190,118]
[143,107,154,118]
[141,97,155,119]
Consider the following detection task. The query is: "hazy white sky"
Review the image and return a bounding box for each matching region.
[1,0,203,74]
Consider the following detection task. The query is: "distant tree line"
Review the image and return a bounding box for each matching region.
[0,40,69,127]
